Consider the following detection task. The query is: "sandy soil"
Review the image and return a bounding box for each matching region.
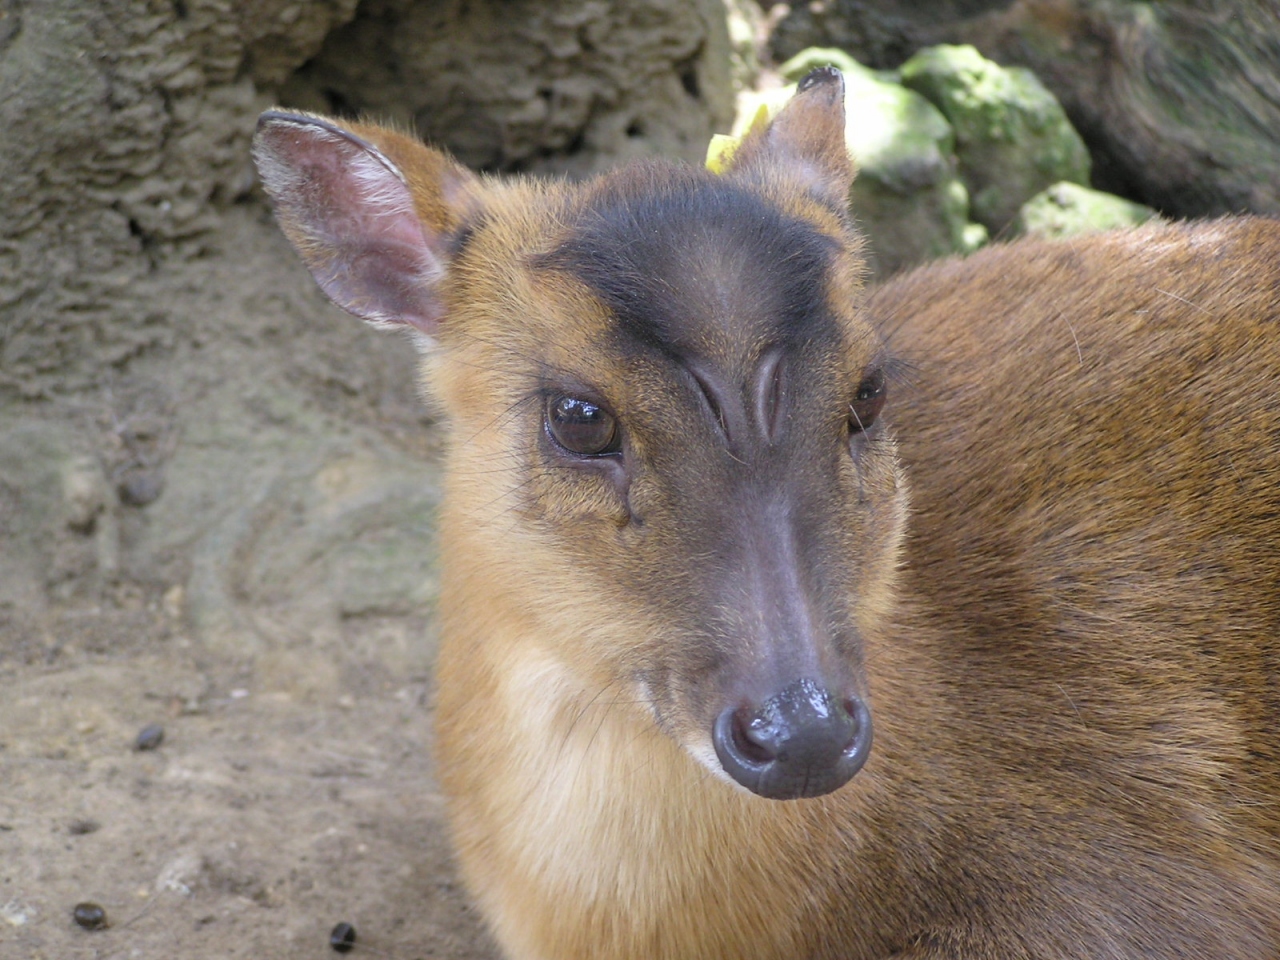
[0,205,503,960]
[1,648,499,960]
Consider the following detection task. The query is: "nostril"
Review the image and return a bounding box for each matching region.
[842,696,873,760]
[713,706,772,795]
[731,707,776,765]
[841,699,861,748]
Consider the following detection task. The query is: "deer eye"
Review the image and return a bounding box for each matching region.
[546,395,621,457]
[849,370,886,435]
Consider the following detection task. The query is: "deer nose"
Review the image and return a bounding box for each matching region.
[712,678,872,800]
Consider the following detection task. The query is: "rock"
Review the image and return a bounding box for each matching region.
[0,422,119,613]
[724,0,765,94]
[117,470,165,507]
[958,0,1280,219]
[768,0,1018,69]
[156,851,205,897]
[0,897,36,927]
[1011,182,1160,240]
[329,921,357,953]
[0,0,361,400]
[134,722,166,752]
[182,441,443,662]
[61,455,111,534]
[899,44,1090,234]
[277,0,735,178]
[71,902,109,931]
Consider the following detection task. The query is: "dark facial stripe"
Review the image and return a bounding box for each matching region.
[532,161,840,362]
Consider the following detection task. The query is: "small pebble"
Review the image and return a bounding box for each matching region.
[72,902,109,931]
[330,921,357,953]
[68,819,100,836]
[134,723,165,752]
[118,472,164,507]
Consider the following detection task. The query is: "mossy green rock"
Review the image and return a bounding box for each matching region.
[900,44,1090,234]
[774,48,986,275]
[1012,182,1160,240]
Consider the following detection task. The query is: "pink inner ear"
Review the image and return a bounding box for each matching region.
[254,114,446,335]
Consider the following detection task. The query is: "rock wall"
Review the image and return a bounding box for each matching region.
[964,0,1280,217]
[279,0,734,176]
[0,0,359,400]
[769,0,1280,220]
[0,0,736,664]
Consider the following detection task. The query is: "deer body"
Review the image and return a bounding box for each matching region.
[254,70,1280,959]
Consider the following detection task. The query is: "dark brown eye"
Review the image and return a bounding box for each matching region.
[546,395,621,456]
[849,370,886,435]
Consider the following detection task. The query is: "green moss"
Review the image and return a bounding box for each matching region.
[900,45,1090,232]
[1011,182,1160,239]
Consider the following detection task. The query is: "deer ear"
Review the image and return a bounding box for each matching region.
[726,67,853,210]
[252,111,479,336]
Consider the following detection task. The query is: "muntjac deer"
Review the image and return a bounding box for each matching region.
[253,68,1280,959]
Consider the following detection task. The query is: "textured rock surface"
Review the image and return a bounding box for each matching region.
[0,0,735,402]
[725,0,766,93]
[1011,181,1159,239]
[961,0,1280,218]
[899,44,1089,232]
[770,0,1280,220]
[0,0,360,399]
[278,0,735,176]
[769,0,1013,68]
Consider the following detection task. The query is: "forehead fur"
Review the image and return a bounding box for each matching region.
[532,160,843,364]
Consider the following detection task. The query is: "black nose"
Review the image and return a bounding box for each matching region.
[712,678,872,799]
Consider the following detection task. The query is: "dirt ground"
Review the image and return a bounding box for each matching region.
[0,204,503,960]
[1,648,499,960]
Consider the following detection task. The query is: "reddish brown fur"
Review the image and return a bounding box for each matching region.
[253,80,1280,959]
